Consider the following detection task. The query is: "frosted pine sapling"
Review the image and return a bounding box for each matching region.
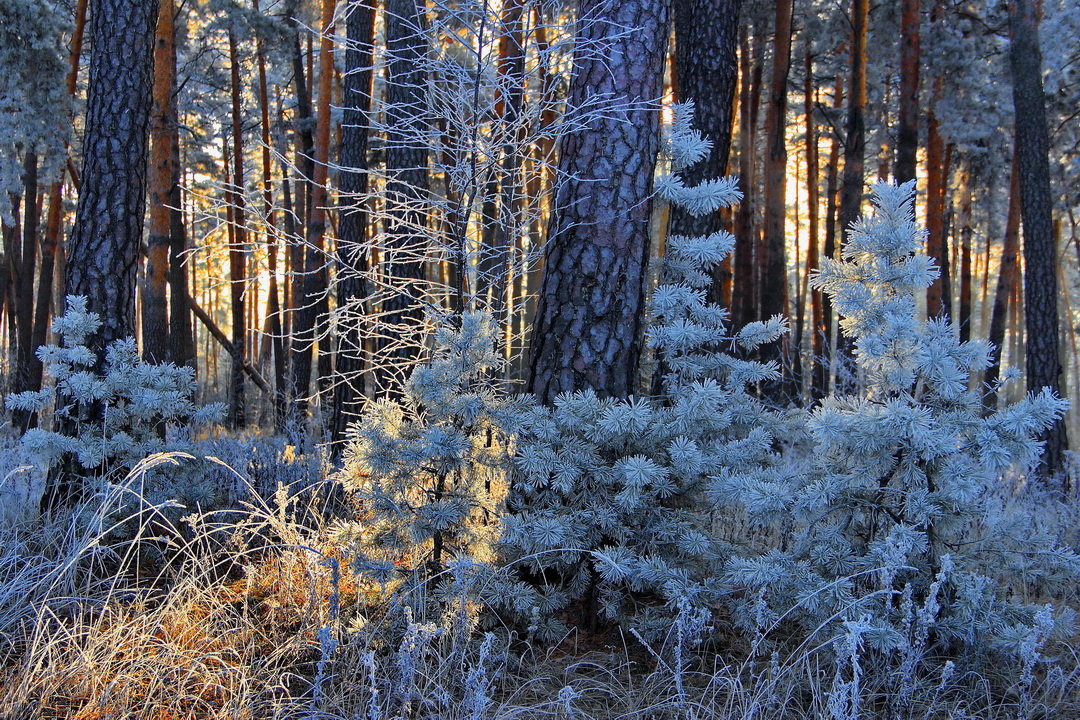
[715,182,1074,661]
[5,296,224,496]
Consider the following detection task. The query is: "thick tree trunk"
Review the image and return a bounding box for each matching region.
[67,0,160,354]
[527,0,670,403]
[1008,0,1068,479]
[142,0,176,363]
[895,0,919,184]
[822,74,844,389]
[671,0,743,307]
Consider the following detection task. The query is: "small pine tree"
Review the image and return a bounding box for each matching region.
[5,296,224,481]
[716,182,1074,656]
[501,103,788,639]
[339,313,533,592]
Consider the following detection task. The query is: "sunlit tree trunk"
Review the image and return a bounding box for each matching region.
[985,150,1020,409]
[838,0,867,243]
[143,0,176,363]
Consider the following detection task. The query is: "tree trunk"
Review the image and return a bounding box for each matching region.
[958,168,973,343]
[759,0,793,397]
[671,0,743,307]
[803,49,824,399]
[732,26,757,330]
[14,151,39,403]
[838,0,868,243]
[1008,0,1068,479]
[332,0,377,445]
[527,0,670,403]
[373,0,430,398]
[985,151,1020,409]
[226,28,247,428]
[67,0,160,355]
[142,0,176,363]
[895,0,919,184]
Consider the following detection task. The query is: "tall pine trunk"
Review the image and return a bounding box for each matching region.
[143,0,176,363]
[332,0,377,445]
[227,28,247,428]
[1008,0,1068,479]
[67,0,160,354]
[671,0,743,308]
[895,0,919,184]
[527,0,669,403]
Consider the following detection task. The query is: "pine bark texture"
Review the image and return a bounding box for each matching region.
[527,0,670,404]
[67,0,160,353]
[670,0,742,247]
[1008,0,1068,476]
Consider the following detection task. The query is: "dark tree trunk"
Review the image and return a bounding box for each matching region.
[1008,0,1068,479]
[372,0,430,399]
[732,26,759,330]
[67,0,160,355]
[227,28,247,428]
[838,0,868,242]
[803,49,824,399]
[985,150,1020,409]
[14,151,39,403]
[332,0,377,446]
[670,0,743,309]
[895,0,919,184]
[527,0,670,404]
[759,0,794,399]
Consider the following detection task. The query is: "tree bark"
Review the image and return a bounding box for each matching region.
[1008,0,1068,479]
[67,0,160,355]
[760,0,792,327]
[527,0,670,403]
[226,28,247,428]
[838,0,868,242]
[803,49,824,399]
[372,0,430,398]
[142,0,176,363]
[895,0,919,184]
[332,0,377,445]
[671,0,743,308]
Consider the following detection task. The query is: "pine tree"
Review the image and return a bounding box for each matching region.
[718,182,1072,657]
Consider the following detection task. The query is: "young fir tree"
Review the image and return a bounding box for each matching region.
[715,182,1074,656]
[501,104,788,639]
[5,297,224,496]
[339,313,533,590]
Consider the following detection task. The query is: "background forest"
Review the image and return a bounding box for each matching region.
[1,0,1079,717]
